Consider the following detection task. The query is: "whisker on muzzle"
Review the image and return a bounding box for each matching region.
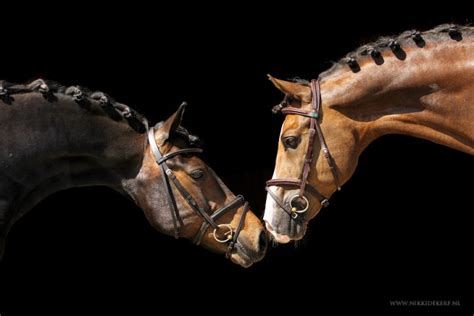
[268,234,280,248]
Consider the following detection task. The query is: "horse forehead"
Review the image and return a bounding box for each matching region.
[281,115,302,134]
[173,155,204,170]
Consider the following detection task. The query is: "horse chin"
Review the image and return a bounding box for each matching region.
[265,221,305,244]
[271,233,292,244]
[229,242,261,268]
[230,252,254,268]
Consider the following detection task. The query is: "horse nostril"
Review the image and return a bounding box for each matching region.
[258,230,268,252]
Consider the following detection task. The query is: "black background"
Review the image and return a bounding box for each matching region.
[0,4,473,315]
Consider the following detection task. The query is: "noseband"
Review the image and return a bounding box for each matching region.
[266,79,341,219]
[148,127,248,257]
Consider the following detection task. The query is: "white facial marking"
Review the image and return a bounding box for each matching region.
[264,125,285,232]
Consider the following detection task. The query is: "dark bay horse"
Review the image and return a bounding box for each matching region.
[264,24,474,243]
[0,79,266,267]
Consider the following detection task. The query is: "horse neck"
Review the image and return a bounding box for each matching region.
[1,92,147,226]
[322,37,474,156]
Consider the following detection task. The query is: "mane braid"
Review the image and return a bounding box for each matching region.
[269,23,474,114]
[0,78,147,133]
[174,126,203,147]
[271,94,294,114]
[320,23,474,77]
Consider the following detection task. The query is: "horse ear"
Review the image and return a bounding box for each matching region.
[267,75,311,102]
[156,102,187,146]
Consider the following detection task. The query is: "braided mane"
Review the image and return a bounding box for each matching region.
[272,23,474,114]
[0,78,147,133]
[321,23,474,77]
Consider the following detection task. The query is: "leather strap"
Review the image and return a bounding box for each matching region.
[148,125,248,255]
[265,187,293,216]
[281,107,319,118]
[211,195,245,219]
[148,128,183,238]
[193,167,248,250]
[165,168,219,229]
[226,201,249,258]
[193,195,245,245]
[265,79,339,219]
[310,80,341,191]
[299,108,316,194]
[158,148,203,164]
[315,121,341,191]
[266,179,329,208]
[148,128,218,230]
[266,179,301,187]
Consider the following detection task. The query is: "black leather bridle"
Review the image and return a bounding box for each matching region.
[147,125,248,257]
[266,79,341,219]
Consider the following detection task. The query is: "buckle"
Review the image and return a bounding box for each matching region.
[321,199,330,207]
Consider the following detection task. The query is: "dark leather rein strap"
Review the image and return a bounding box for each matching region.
[147,126,247,256]
[266,79,341,219]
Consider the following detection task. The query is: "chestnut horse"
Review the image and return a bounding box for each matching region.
[264,24,474,243]
[0,79,266,267]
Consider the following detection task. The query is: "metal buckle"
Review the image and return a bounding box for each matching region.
[321,199,330,207]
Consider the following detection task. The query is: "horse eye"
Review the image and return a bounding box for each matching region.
[282,136,300,149]
[190,169,204,180]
